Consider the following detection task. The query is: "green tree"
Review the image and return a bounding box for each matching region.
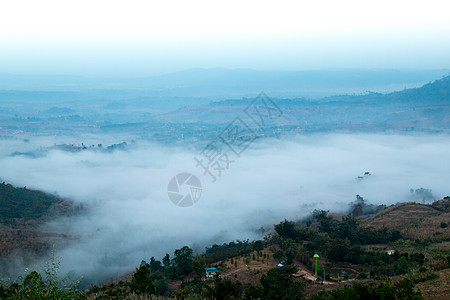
[334,215,359,242]
[155,279,169,296]
[396,277,423,300]
[162,253,170,268]
[356,194,365,204]
[326,238,351,262]
[275,220,299,240]
[174,246,194,276]
[214,279,242,300]
[260,265,305,300]
[253,240,264,252]
[149,256,163,272]
[396,256,409,274]
[0,253,83,299]
[244,285,264,300]
[130,265,156,295]
[313,210,335,233]
[192,254,207,277]
[285,247,297,265]
[273,250,285,262]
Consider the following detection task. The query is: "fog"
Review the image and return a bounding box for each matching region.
[0,133,449,283]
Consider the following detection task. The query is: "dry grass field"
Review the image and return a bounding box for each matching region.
[364,200,450,242]
[417,268,450,300]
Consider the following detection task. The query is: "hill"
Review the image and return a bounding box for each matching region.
[81,198,450,299]
[0,182,66,221]
[0,194,448,299]
[1,182,449,299]
[364,198,450,242]
[0,182,82,277]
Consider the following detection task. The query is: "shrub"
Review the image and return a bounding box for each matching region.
[0,252,83,299]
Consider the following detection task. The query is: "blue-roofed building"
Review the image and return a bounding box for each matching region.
[205,267,219,278]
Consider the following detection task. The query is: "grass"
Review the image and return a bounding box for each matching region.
[213,247,279,286]
[417,268,450,300]
[365,202,450,242]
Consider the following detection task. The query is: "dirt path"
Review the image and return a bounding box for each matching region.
[293,258,318,281]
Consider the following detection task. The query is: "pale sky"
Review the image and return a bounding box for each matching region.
[1,0,450,76]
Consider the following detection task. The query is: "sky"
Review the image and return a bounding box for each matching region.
[1,0,450,77]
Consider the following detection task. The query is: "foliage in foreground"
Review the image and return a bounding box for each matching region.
[0,253,84,299]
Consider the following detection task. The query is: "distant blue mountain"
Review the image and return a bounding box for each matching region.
[156,75,450,133]
[0,72,448,137]
[1,69,449,98]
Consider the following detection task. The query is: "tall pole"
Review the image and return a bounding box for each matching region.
[315,259,317,276]
[313,254,319,276]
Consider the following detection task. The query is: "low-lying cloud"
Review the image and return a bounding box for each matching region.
[0,133,449,284]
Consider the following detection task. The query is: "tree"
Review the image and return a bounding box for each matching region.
[396,256,409,274]
[275,220,299,240]
[355,194,365,204]
[334,215,359,242]
[326,238,351,263]
[273,250,284,261]
[260,265,305,300]
[396,278,423,300]
[163,253,170,269]
[192,254,207,277]
[155,279,169,296]
[285,247,297,265]
[173,246,194,276]
[214,279,243,300]
[313,210,334,233]
[130,265,156,295]
[352,204,363,218]
[149,256,163,272]
[253,240,264,252]
[244,285,264,300]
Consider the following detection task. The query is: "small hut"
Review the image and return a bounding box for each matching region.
[205,267,219,278]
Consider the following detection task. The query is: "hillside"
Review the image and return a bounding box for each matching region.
[1,184,449,299]
[0,182,82,277]
[0,182,64,221]
[79,198,450,299]
[364,198,450,242]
